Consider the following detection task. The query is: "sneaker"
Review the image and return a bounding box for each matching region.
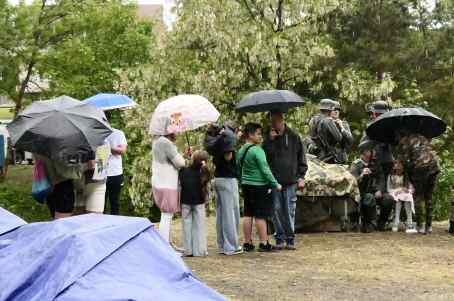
[258,242,278,252]
[274,240,285,250]
[425,226,433,234]
[243,242,255,252]
[417,225,425,234]
[392,226,398,233]
[406,228,417,234]
[285,244,296,251]
[224,248,244,256]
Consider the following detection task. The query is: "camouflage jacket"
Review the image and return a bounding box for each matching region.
[317,117,352,163]
[395,134,440,176]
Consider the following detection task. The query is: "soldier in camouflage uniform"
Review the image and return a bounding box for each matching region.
[395,132,440,234]
[329,101,353,164]
[360,100,394,230]
[350,139,393,232]
[307,99,336,156]
[315,100,349,164]
[449,197,454,235]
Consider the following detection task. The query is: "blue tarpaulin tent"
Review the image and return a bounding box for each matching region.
[0,209,227,301]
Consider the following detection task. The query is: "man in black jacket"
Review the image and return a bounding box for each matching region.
[263,111,308,250]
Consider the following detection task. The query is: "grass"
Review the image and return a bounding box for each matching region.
[0,107,14,120]
[0,165,50,222]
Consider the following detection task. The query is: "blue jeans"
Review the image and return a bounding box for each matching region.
[214,178,241,254]
[272,184,297,244]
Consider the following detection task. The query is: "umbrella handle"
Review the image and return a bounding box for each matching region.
[185,132,191,148]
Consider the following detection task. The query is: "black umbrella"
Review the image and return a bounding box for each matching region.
[366,107,446,144]
[7,96,112,161]
[235,90,304,113]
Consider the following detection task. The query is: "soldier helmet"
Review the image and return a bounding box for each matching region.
[367,100,391,114]
[358,139,376,153]
[332,101,341,111]
[319,99,336,111]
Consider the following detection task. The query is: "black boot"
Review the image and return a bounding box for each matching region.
[449,221,454,235]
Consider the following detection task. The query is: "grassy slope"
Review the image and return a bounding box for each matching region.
[0,165,50,222]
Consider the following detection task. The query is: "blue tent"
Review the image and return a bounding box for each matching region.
[0,209,227,301]
[83,94,137,111]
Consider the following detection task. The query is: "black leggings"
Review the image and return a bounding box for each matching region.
[105,175,124,215]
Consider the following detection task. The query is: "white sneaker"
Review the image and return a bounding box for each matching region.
[392,226,398,233]
[406,228,417,234]
[224,248,244,256]
[417,225,425,234]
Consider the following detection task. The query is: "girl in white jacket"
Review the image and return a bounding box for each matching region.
[387,159,417,233]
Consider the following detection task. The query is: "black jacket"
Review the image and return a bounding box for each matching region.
[205,127,238,178]
[179,166,209,205]
[263,126,308,185]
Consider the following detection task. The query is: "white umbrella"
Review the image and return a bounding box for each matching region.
[149,95,220,136]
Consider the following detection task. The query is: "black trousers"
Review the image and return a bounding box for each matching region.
[105,174,124,215]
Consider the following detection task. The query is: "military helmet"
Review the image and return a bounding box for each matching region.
[358,139,376,153]
[319,98,336,111]
[332,101,341,111]
[367,100,391,114]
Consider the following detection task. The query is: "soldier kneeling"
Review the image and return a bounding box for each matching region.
[350,140,393,232]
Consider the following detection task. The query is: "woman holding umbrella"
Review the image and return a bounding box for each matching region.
[150,95,220,245]
[151,130,187,243]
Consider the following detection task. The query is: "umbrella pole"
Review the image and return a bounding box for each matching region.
[185,132,191,147]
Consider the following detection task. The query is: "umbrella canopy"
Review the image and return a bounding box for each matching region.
[149,94,220,136]
[366,107,446,144]
[235,89,305,113]
[83,93,137,111]
[7,96,112,161]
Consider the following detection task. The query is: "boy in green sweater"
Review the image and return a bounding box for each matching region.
[238,123,282,252]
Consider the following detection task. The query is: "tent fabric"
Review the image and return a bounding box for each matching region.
[0,210,227,301]
[0,207,26,235]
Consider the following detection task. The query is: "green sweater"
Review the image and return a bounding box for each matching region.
[237,143,278,187]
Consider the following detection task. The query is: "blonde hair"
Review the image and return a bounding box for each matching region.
[191,150,209,167]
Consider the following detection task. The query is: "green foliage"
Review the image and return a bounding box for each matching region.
[0,0,154,112]
[433,155,454,221]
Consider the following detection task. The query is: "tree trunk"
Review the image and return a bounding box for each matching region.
[275,0,284,89]
[14,61,35,116]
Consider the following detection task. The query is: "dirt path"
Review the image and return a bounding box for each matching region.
[173,217,454,301]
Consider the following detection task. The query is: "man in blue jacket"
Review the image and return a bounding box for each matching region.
[263,111,308,250]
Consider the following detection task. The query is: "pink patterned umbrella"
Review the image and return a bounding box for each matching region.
[149,95,220,136]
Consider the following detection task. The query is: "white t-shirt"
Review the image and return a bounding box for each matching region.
[106,129,127,177]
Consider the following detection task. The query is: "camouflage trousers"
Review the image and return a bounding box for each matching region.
[411,172,438,228]
[450,198,454,222]
[360,193,394,230]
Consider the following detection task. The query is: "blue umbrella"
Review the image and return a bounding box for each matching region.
[83,93,137,111]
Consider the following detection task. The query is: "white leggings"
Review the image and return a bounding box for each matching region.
[395,201,413,225]
[159,212,174,242]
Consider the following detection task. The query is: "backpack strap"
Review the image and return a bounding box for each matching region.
[239,144,255,179]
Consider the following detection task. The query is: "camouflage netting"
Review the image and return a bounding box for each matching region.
[295,155,360,232]
[300,155,360,201]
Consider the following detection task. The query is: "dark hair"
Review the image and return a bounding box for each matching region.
[244,122,262,138]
